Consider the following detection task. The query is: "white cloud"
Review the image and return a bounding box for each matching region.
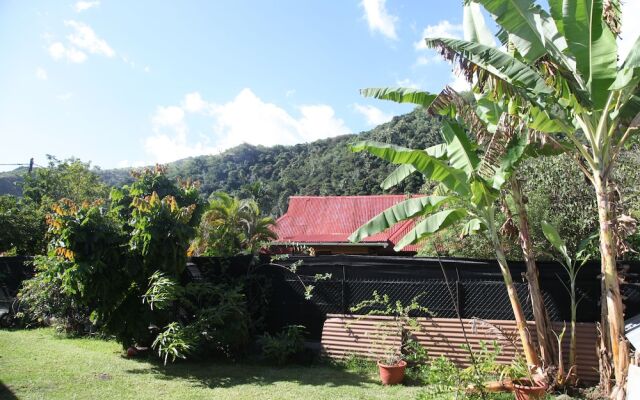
[152,106,187,134]
[619,0,640,62]
[285,89,296,98]
[297,104,350,142]
[360,0,398,40]
[182,92,209,113]
[396,78,420,89]
[35,67,48,80]
[414,54,441,66]
[144,89,350,163]
[48,41,87,63]
[144,66,151,73]
[353,104,393,126]
[57,92,73,101]
[65,20,115,57]
[74,1,100,12]
[117,160,147,168]
[414,20,462,50]
[448,71,471,92]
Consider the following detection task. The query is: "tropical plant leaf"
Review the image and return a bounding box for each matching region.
[541,220,571,265]
[441,119,480,175]
[351,140,471,196]
[430,87,493,144]
[486,132,528,189]
[381,165,417,190]
[460,217,486,237]
[476,0,570,66]
[463,2,496,46]
[470,179,499,207]
[548,0,564,36]
[611,35,640,90]
[360,87,437,107]
[616,89,640,141]
[394,208,468,251]
[380,144,447,190]
[424,37,553,97]
[349,196,453,243]
[525,105,569,133]
[562,0,618,109]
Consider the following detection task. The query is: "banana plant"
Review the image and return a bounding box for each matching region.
[541,221,596,382]
[421,2,639,395]
[349,112,544,369]
[356,78,569,367]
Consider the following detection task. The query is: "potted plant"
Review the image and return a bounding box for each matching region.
[511,378,547,400]
[472,319,548,399]
[350,291,431,385]
[376,352,407,385]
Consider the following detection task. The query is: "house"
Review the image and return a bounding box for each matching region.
[270,195,422,255]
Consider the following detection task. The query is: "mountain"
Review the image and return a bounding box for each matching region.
[1,108,442,216]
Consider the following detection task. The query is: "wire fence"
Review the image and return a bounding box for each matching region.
[257,255,640,340]
[3,254,640,341]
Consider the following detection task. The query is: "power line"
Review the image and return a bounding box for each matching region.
[1,158,35,173]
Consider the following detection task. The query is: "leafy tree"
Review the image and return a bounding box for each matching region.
[21,156,108,206]
[0,196,45,255]
[0,156,109,255]
[418,1,640,394]
[190,192,277,257]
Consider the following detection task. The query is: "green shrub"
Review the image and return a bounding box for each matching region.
[15,256,91,334]
[259,325,306,365]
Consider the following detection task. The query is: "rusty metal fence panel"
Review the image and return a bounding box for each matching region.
[321,314,600,383]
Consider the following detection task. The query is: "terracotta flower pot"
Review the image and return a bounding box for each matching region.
[377,360,407,385]
[483,379,514,392]
[512,378,547,400]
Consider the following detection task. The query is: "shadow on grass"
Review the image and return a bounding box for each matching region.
[123,357,380,390]
[0,380,19,400]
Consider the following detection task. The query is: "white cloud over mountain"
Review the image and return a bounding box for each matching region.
[145,89,350,163]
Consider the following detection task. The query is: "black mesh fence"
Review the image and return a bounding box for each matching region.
[255,255,640,340]
[3,254,640,341]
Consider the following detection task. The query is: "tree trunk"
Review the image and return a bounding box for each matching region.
[487,219,541,369]
[569,277,577,371]
[510,175,557,367]
[593,173,629,399]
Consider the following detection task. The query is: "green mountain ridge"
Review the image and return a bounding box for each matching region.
[2,108,441,216]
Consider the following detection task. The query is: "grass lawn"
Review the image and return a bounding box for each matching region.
[0,328,422,400]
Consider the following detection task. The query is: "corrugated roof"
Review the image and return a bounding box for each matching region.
[272,195,422,252]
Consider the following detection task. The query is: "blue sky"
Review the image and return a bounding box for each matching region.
[1,0,637,171]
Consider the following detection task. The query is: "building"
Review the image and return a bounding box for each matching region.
[270,195,421,255]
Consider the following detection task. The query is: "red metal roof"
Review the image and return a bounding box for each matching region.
[273,195,422,252]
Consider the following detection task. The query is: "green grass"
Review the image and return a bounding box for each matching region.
[0,329,421,400]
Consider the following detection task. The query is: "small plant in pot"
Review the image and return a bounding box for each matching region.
[377,351,407,385]
[350,291,431,386]
[473,319,548,399]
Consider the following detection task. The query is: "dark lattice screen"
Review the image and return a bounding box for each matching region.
[256,255,640,340]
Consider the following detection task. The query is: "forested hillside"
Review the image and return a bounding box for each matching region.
[1,107,639,259]
[9,108,441,216]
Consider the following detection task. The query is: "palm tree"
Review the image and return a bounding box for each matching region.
[191,193,276,257]
[416,1,639,396]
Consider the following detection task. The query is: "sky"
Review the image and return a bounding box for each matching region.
[0,0,638,172]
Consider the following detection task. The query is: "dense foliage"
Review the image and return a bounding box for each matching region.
[0,157,109,255]
[16,167,251,361]
[191,192,277,257]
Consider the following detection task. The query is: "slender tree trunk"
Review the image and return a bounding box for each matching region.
[487,217,541,368]
[570,282,577,370]
[593,173,629,399]
[510,175,557,367]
